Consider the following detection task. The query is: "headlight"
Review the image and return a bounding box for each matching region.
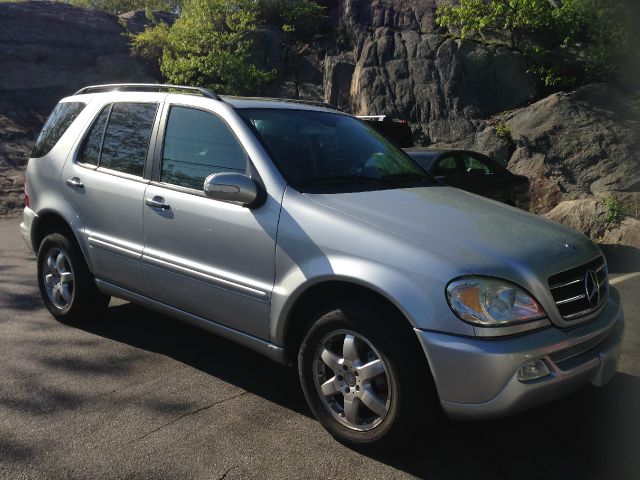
[446,277,545,326]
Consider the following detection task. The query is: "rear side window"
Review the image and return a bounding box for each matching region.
[100,102,158,177]
[462,154,495,176]
[433,156,459,176]
[160,106,247,190]
[79,106,110,166]
[31,102,86,158]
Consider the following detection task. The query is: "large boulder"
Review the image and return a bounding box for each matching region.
[118,9,176,34]
[546,197,640,249]
[433,84,640,215]
[0,2,153,112]
[0,2,155,216]
[505,85,640,212]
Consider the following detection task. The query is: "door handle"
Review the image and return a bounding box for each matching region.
[145,196,171,210]
[66,177,84,188]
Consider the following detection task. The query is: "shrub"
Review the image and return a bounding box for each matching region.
[160,0,276,95]
[257,0,327,37]
[602,195,628,227]
[494,122,511,140]
[436,0,638,88]
[129,21,170,68]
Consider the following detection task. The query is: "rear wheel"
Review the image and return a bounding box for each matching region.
[298,300,439,449]
[37,233,110,323]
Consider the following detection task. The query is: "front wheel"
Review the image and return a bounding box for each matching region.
[298,300,439,449]
[37,233,110,323]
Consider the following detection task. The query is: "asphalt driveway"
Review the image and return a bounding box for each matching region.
[0,217,639,479]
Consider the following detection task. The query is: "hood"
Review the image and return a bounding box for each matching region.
[305,186,601,281]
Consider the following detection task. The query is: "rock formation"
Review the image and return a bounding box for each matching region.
[0,0,637,249]
[0,1,153,215]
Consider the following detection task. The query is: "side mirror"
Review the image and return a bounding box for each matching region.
[203,172,259,207]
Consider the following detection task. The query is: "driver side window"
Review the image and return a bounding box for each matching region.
[161,106,247,190]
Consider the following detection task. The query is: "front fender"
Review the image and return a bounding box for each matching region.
[269,189,475,346]
[270,253,474,346]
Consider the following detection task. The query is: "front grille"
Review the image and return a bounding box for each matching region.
[548,331,608,364]
[548,256,608,321]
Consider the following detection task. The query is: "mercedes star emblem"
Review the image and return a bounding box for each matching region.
[584,270,600,307]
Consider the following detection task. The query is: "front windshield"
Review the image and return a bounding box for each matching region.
[237,108,435,191]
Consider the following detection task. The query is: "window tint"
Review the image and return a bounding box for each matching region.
[433,156,459,177]
[161,106,247,190]
[237,109,431,191]
[79,106,110,166]
[101,102,157,176]
[462,154,495,176]
[31,102,86,158]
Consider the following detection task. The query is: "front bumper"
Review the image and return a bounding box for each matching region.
[20,206,37,253]
[415,287,624,420]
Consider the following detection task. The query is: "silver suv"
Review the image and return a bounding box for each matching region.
[21,84,624,448]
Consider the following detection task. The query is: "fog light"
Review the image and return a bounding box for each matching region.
[517,360,551,382]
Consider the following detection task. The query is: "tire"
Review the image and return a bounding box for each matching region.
[37,232,110,323]
[298,299,439,450]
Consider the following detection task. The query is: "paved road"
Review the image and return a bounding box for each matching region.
[0,217,639,480]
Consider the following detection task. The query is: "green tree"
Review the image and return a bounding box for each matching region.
[160,0,276,95]
[558,0,638,84]
[257,0,327,36]
[436,0,556,52]
[436,0,638,87]
[129,21,171,72]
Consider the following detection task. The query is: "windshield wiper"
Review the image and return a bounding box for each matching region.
[297,175,396,187]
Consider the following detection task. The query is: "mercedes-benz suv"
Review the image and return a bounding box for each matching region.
[20,84,624,449]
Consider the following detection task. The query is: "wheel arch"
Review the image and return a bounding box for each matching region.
[279,279,423,365]
[31,209,93,272]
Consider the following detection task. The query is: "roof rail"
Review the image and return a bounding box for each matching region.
[282,98,340,110]
[73,83,221,100]
[236,96,340,111]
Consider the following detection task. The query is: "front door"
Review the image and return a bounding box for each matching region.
[62,100,159,293]
[142,103,279,339]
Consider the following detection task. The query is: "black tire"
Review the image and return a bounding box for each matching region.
[37,232,110,323]
[298,298,439,450]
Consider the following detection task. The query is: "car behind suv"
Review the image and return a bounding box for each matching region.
[406,148,530,210]
[21,84,624,449]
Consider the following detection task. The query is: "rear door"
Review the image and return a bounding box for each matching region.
[142,99,279,339]
[62,98,160,292]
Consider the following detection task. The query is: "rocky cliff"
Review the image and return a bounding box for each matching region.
[0,1,638,248]
[0,1,154,215]
[264,0,539,144]
[259,0,640,245]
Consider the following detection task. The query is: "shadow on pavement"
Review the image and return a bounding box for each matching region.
[76,302,640,479]
[76,302,311,418]
[364,372,640,479]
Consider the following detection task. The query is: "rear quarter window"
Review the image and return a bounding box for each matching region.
[31,102,86,158]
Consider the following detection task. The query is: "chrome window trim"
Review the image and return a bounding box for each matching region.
[153,102,250,188]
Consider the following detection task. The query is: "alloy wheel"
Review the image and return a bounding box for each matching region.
[312,329,391,431]
[42,247,75,310]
